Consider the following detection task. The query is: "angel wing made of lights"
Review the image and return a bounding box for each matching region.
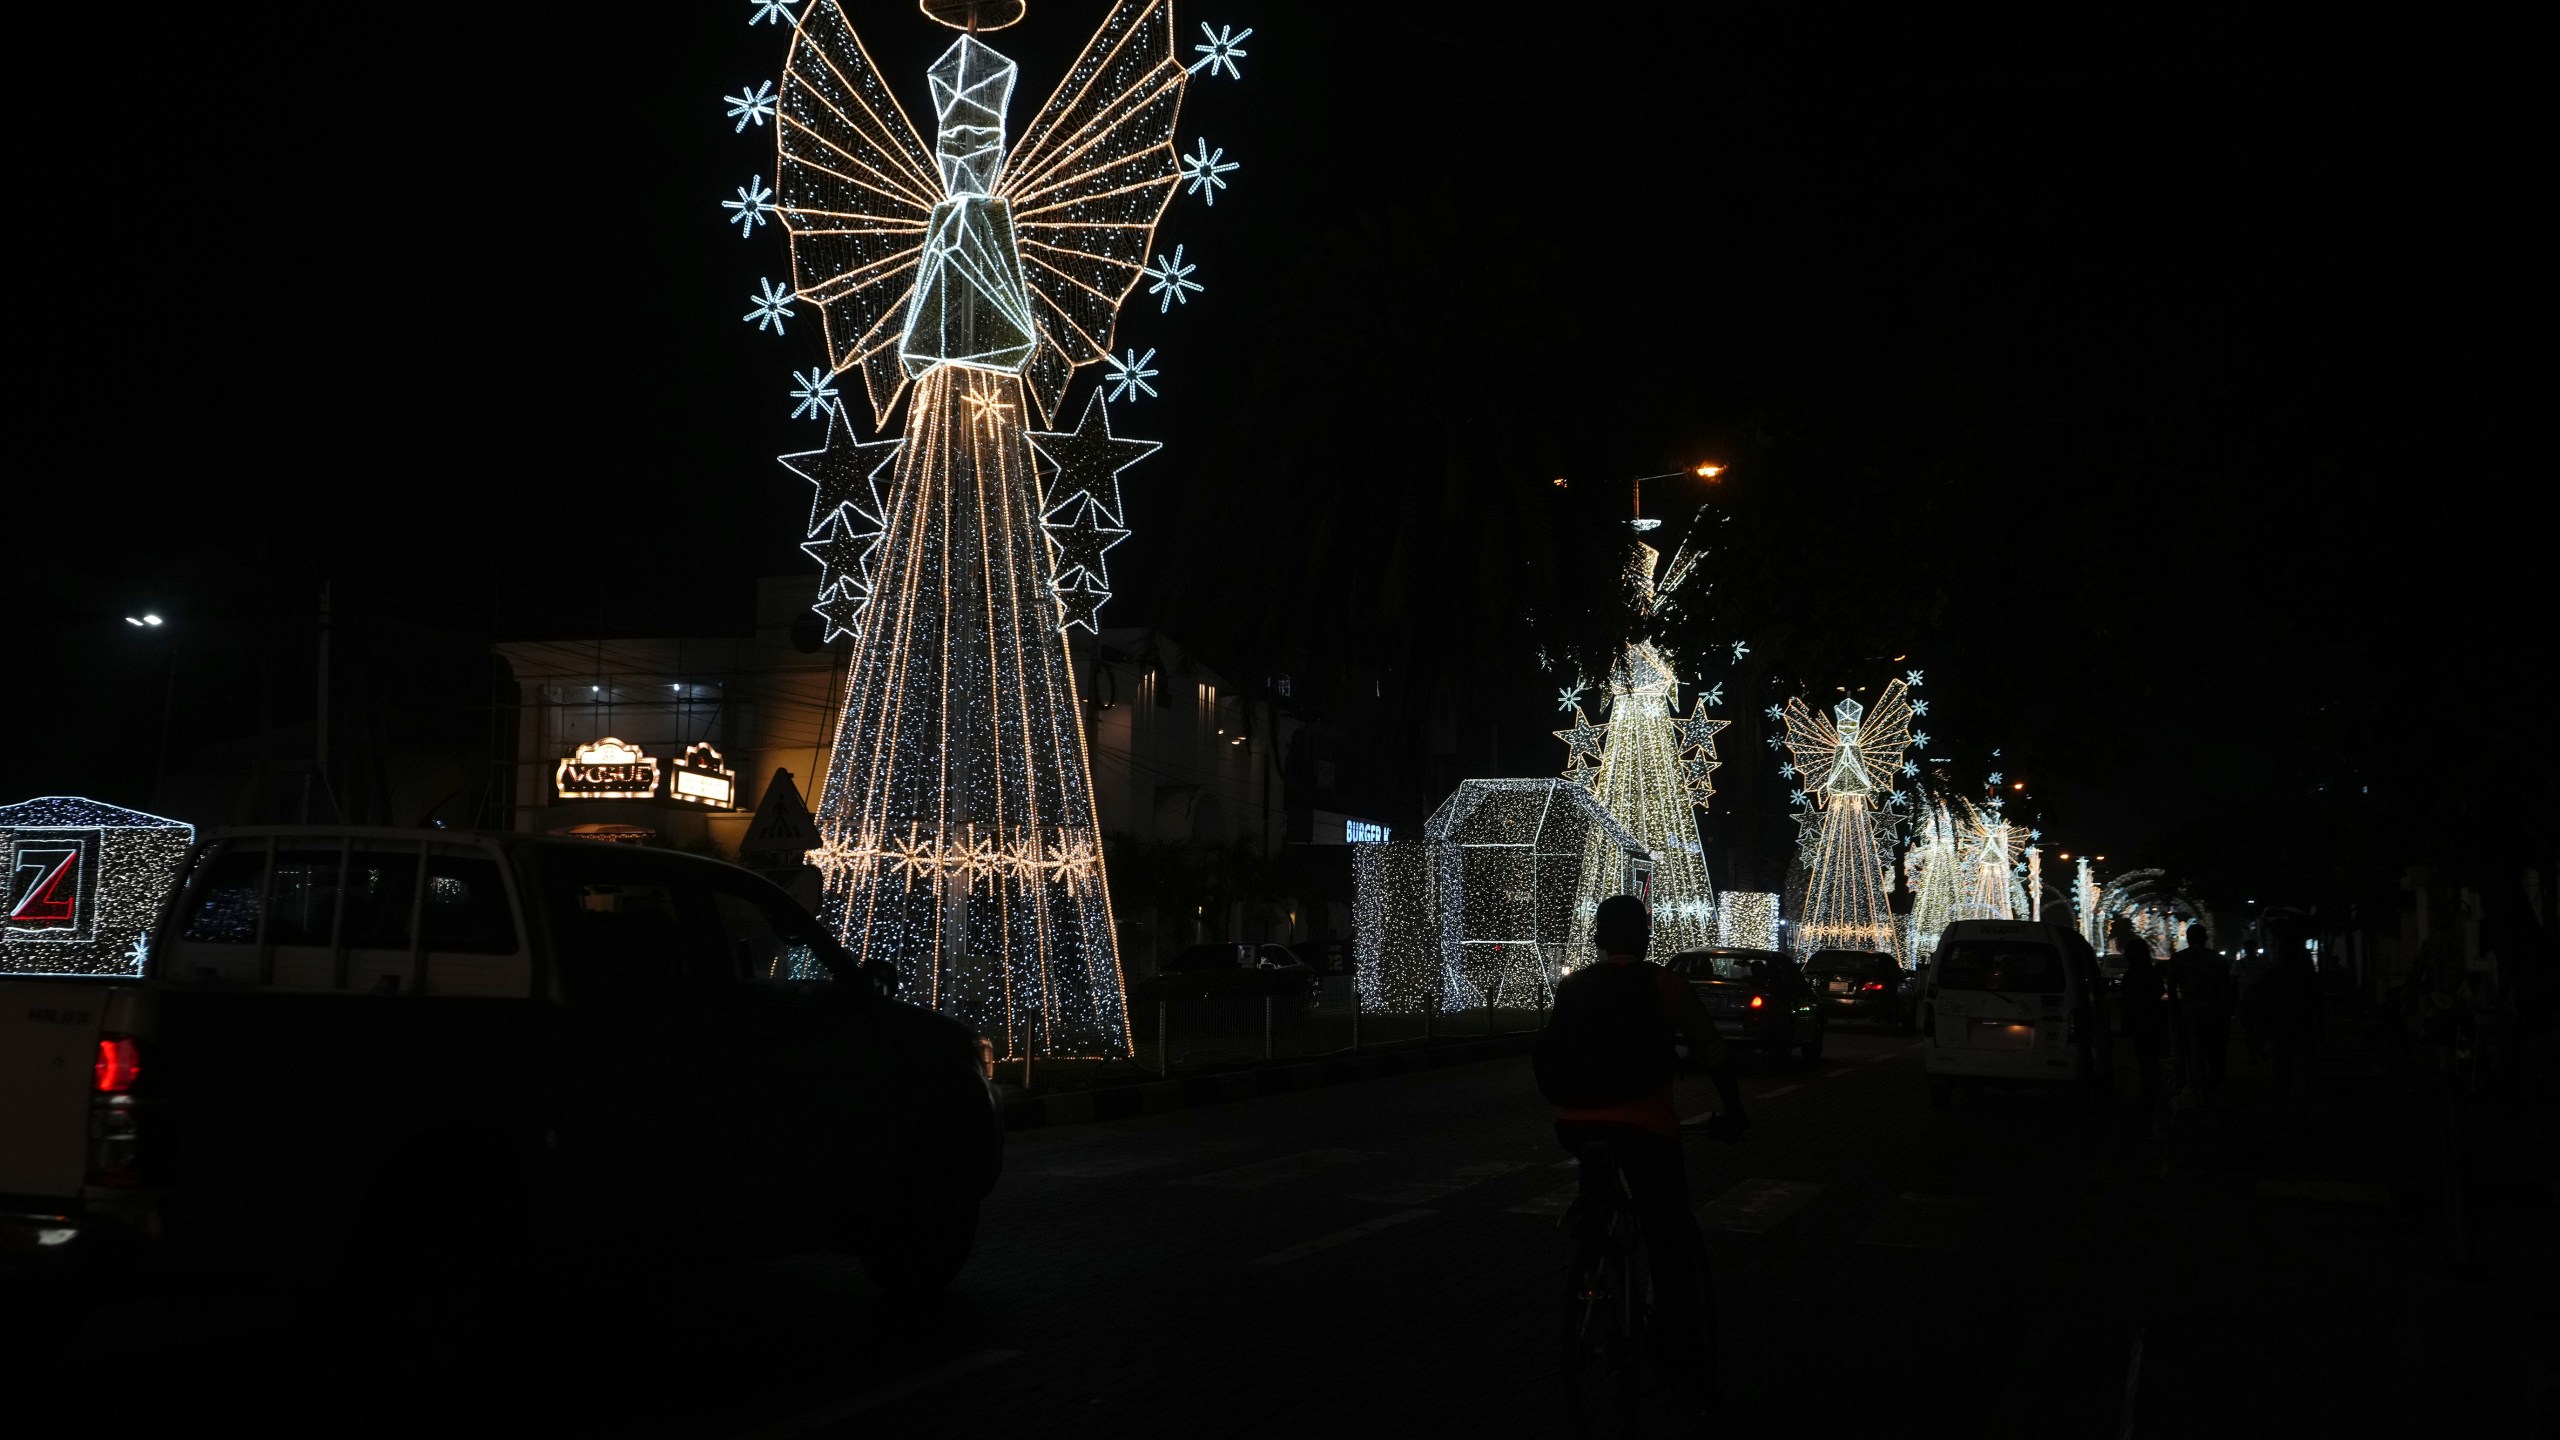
[777,0,1186,430]
[998,0,1188,422]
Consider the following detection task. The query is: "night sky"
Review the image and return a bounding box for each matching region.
[20,4,2542,905]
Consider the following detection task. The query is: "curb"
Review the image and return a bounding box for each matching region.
[1000,1031,1539,1131]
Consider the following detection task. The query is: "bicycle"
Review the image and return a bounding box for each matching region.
[1559,1115,1740,1437]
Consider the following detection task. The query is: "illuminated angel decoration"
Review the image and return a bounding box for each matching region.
[774,0,1195,1056]
[1559,535,1727,963]
[1950,797,2028,923]
[1782,680,1914,958]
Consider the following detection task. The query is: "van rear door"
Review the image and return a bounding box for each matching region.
[1931,937,2068,1060]
[0,980,116,1198]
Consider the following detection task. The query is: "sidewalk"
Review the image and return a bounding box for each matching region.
[2118,1011,2559,1434]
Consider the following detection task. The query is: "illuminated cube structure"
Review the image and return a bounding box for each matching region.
[1717,891,1779,950]
[1,797,194,975]
[1354,779,1650,1015]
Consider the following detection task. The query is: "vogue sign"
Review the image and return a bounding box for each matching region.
[556,738,661,801]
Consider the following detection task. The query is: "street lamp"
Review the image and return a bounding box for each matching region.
[1554,463,1728,531]
[126,610,177,808]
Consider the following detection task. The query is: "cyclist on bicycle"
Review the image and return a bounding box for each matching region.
[1533,895,1748,1397]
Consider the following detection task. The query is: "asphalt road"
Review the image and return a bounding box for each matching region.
[75,1024,2158,1438]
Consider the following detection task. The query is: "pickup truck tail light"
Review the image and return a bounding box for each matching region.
[94,1035,143,1094]
[89,1034,145,1188]
[1748,995,1765,1010]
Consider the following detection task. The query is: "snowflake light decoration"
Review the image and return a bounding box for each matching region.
[1557,682,1586,712]
[1912,699,1929,716]
[1765,704,1785,723]
[1987,771,2004,787]
[726,79,777,132]
[744,277,796,334]
[789,366,838,420]
[747,0,795,25]
[1144,244,1202,311]
[1730,640,1750,661]
[1105,347,1159,402]
[1700,682,1724,707]
[1906,669,1925,685]
[1189,22,1251,78]
[1181,138,1238,204]
[724,174,775,236]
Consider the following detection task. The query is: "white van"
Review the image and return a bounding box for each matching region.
[1916,919,2112,1110]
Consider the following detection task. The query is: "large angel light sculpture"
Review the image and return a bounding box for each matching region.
[772,0,1207,1056]
[1783,681,1915,958]
[1555,536,1727,965]
[1904,795,1961,962]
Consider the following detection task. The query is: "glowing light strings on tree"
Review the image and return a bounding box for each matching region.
[764,0,1221,1056]
[1783,681,1915,958]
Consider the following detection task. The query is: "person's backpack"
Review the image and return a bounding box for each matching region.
[1532,961,1678,1106]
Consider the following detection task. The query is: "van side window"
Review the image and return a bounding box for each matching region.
[1936,941,2066,993]
[706,881,841,984]
[343,850,420,950]
[180,847,265,944]
[267,847,341,947]
[562,879,706,995]
[422,855,518,955]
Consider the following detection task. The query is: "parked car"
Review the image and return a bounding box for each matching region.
[1916,918,2113,1110]
[1127,942,1321,1023]
[1803,948,1917,1029]
[0,827,1002,1297]
[1662,947,1827,1068]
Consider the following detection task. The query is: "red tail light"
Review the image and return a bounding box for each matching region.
[1861,981,1887,992]
[94,1035,142,1094]
[1748,994,1765,1010]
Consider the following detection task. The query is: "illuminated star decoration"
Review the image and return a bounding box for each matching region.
[744,277,796,334]
[1553,706,1608,768]
[726,79,777,132]
[802,515,879,615]
[1557,683,1586,713]
[789,367,839,420]
[778,411,902,544]
[1189,22,1252,78]
[725,174,775,236]
[747,0,795,24]
[1144,244,1202,311]
[1028,388,1162,633]
[1105,347,1158,402]
[1181,138,1238,203]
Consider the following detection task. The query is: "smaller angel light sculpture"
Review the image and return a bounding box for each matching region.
[1783,681,1915,958]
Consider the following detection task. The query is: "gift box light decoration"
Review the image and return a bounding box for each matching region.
[1,797,194,976]
[1556,537,1727,965]
[1715,890,1778,950]
[761,0,1245,1055]
[1782,680,1916,959]
[1353,779,1649,1015]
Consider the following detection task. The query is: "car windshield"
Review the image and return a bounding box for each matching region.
[1805,951,1893,976]
[1935,940,2066,993]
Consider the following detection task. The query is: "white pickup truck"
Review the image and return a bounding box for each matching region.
[0,827,1001,1295]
